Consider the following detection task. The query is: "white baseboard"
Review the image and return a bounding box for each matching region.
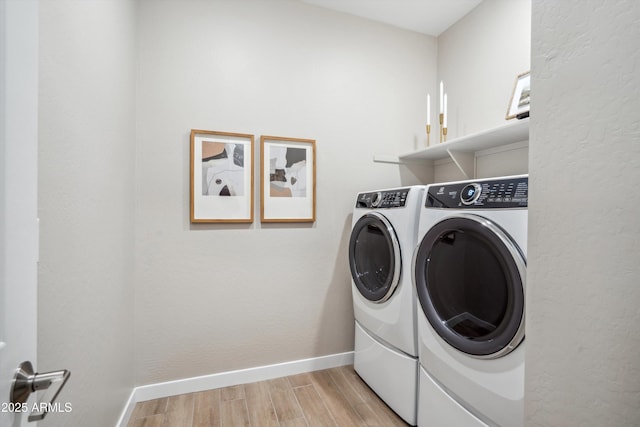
[115,351,354,427]
[114,389,137,427]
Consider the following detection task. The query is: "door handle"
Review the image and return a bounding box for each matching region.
[10,361,71,422]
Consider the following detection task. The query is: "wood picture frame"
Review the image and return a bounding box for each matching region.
[260,135,316,223]
[190,129,254,223]
[506,71,531,120]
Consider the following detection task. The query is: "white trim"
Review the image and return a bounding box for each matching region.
[114,388,137,427]
[115,351,354,427]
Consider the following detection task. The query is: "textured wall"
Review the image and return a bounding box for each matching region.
[526,1,640,426]
[134,0,437,385]
[38,1,137,426]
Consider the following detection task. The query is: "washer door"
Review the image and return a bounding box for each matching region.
[349,212,401,303]
[414,213,526,358]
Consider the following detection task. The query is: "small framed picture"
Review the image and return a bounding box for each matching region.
[190,129,254,223]
[260,135,316,223]
[506,71,531,120]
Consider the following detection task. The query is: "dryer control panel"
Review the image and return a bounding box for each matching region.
[356,188,409,209]
[426,177,528,208]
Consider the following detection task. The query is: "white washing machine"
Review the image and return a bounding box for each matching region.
[413,175,528,427]
[349,185,425,426]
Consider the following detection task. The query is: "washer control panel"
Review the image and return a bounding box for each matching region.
[356,188,410,209]
[426,177,528,208]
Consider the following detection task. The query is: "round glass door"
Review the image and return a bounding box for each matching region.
[349,213,401,303]
[414,214,526,358]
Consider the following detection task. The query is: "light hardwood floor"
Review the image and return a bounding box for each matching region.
[127,365,410,427]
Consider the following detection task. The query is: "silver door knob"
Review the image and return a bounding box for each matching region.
[10,361,70,422]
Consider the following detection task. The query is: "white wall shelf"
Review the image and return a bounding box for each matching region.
[373,118,529,178]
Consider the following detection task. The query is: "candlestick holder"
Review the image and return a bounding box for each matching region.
[443,127,448,142]
[439,113,444,143]
[426,124,431,147]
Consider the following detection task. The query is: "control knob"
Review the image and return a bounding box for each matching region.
[371,192,383,207]
[461,183,482,205]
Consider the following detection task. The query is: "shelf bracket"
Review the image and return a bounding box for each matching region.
[372,154,403,164]
[446,149,474,179]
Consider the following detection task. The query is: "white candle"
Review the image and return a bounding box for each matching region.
[443,93,448,127]
[439,81,444,114]
[427,94,431,125]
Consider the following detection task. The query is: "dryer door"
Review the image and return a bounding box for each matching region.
[349,212,401,303]
[414,213,526,358]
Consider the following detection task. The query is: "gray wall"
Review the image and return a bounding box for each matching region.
[134,0,437,385]
[438,0,531,138]
[38,1,137,426]
[526,1,640,425]
[434,0,531,182]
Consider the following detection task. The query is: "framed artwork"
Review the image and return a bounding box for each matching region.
[260,135,316,223]
[506,71,531,120]
[190,129,254,223]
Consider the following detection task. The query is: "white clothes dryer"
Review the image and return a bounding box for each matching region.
[349,186,425,426]
[413,175,528,427]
